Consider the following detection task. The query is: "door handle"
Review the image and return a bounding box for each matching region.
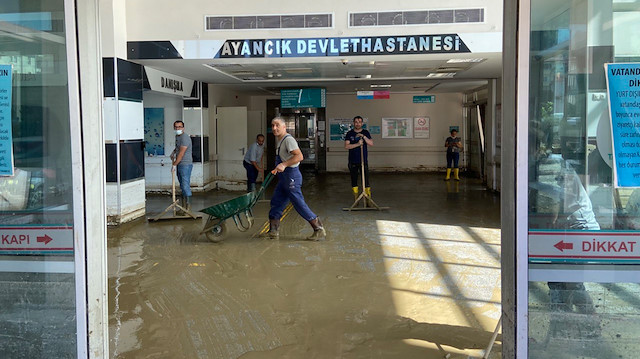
[240,147,245,155]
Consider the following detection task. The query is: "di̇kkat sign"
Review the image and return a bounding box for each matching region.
[605,62,640,187]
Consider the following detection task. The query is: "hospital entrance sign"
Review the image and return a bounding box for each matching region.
[529,230,640,264]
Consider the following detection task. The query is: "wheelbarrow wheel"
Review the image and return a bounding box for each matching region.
[205,222,226,243]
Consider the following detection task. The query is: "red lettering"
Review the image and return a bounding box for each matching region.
[619,242,628,252]
[608,241,618,252]
[631,242,637,251]
[1,234,30,245]
[582,241,591,251]
[597,241,607,251]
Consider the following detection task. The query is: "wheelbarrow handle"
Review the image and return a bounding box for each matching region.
[248,172,275,208]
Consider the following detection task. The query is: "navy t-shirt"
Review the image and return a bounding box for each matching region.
[345,129,371,164]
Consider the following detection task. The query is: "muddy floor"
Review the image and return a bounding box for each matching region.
[108,172,502,358]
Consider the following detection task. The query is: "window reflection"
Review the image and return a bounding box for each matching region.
[528,1,640,357]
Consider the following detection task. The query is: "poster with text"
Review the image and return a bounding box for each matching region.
[413,117,430,138]
[0,65,14,176]
[382,118,412,138]
[605,63,640,187]
[328,118,367,141]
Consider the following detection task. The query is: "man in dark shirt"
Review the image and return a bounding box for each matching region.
[344,116,374,201]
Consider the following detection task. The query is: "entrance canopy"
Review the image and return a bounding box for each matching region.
[127,32,502,94]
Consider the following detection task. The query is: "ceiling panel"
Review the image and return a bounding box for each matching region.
[135,52,500,96]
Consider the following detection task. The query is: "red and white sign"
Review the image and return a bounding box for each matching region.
[529,231,640,263]
[413,117,430,138]
[0,226,74,254]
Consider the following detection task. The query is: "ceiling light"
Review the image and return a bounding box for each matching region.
[242,76,266,80]
[284,68,313,74]
[446,58,485,63]
[436,67,464,72]
[407,67,435,72]
[346,74,371,79]
[204,63,239,68]
[426,73,456,78]
[231,70,256,76]
[370,84,391,88]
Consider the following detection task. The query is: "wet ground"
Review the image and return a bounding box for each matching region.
[108,172,503,358]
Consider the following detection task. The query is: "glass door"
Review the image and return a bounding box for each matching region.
[527,0,640,357]
[0,0,86,357]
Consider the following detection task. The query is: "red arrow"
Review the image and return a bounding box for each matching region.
[554,240,573,252]
[37,235,52,245]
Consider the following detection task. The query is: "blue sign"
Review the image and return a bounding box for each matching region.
[413,95,435,103]
[0,65,13,176]
[281,88,325,108]
[605,63,640,187]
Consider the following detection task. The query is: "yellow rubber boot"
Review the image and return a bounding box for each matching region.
[352,187,359,201]
[454,168,460,181]
[445,168,451,181]
[364,187,373,206]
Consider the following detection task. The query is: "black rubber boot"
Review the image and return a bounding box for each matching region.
[306,217,326,241]
[185,196,191,211]
[264,218,280,239]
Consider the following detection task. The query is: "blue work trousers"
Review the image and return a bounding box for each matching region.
[244,161,258,191]
[446,152,460,168]
[176,163,193,197]
[269,166,316,222]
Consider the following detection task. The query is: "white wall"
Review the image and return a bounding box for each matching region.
[125,0,503,41]
[106,179,145,224]
[206,84,253,180]
[325,92,463,172]
[100,0,128,58]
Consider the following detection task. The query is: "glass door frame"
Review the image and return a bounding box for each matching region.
[63,0,89,356]
[514,0,532,356]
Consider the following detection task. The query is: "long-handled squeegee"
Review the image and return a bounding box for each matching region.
[343,142,389,211]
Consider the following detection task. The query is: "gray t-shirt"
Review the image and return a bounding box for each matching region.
[276,135,300,168]
[175,133,193,165]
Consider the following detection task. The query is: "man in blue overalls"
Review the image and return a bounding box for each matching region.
[264,117,326,240]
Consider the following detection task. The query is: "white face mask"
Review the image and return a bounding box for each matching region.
[175,129,183,135]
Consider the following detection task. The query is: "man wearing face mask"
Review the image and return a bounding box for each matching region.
[170,120,193,211]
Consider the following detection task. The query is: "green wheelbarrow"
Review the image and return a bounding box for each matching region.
[199,172,275,242]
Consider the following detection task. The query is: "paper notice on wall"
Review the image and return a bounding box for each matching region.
[413,117,430,138]
[605,63,640,187]
[0,64,14,176]
[382,118,412,138]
